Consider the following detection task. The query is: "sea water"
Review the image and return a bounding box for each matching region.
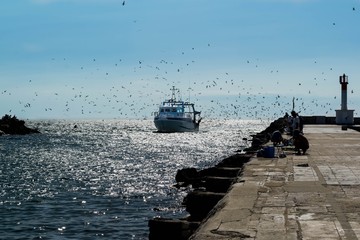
[0,119,268,239]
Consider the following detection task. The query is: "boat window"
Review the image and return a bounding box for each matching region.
[172,108,177,112]
[165,109,170,112]
[160,109,164,112]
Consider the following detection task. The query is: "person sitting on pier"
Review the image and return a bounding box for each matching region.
[293,130,309,155]
[271,130,287,158]
[271,130,283,146]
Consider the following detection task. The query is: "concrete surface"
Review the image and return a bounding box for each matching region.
[191,125,360,240]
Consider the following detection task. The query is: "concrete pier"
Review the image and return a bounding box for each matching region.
[190,125,360,239]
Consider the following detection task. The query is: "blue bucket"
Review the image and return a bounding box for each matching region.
[263,146,275,158]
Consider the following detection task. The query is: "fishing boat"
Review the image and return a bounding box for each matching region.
[154,86,202,133]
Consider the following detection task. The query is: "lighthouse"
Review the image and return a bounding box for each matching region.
[335,74,354,125]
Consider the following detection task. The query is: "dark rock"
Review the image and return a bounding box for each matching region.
[183,191,225,221]
[245,116,288,151]
[249,137,266,149]
[215,154,252,168]
[175,168,201,187]
[204,176,236,193]
[175,168,199,182]
[148,218,200,240]
[0,114,40,135]
[176,159,247,190]
[259,117,287,136]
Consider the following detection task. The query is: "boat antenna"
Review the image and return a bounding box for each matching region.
[187,87,191,102]
[188,79,191,102]
[171,86,177,101]
[188,87,193,102]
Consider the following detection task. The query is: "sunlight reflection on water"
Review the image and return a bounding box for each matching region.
[0,119,268,239]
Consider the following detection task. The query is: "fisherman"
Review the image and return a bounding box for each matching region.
[293,130,309,155]
[271,130,283,146]
[291,110,300,134]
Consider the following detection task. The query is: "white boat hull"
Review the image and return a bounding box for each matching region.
[154,118,199,133]
[153,86,201,133]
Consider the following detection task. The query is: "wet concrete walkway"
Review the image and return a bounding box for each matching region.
[191,125,360,240]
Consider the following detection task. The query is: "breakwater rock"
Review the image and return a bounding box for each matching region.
[149,154,252,240]
[0,115,40,135]
[244,116,287,152]
[148,117,287,239]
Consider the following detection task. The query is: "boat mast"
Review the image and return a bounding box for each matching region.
[170,86,178,101]
[187,87,193,103]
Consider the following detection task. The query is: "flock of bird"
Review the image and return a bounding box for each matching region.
[1,45,355,120]
[1,5,359,120]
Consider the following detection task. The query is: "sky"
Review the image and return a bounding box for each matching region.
[1,0,360,120]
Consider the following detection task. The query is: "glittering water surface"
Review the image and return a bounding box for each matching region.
[0,119,267,239]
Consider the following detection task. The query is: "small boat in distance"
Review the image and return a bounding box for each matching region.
[154,86,202,133]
